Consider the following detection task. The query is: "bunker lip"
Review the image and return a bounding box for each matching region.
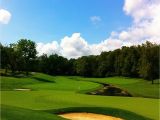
[59,112,123,120]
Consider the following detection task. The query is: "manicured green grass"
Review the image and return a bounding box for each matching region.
[0,72,59,91]
[1,105,151,120]
[25,76,101,91]
[1,90,159,119]
[1,105,66,120]
[1,72,160,120]
[0,76,42,90]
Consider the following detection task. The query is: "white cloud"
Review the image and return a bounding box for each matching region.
[36,0,160,59]
[89,38,122,55]
[118,0,160,45]
[60,33,91,58]
[90,16,101,24]
[0,9,11,24]
[119,31,130,41]
[36,41,60,56]
[36,33,123,59]
[37,33,91,59]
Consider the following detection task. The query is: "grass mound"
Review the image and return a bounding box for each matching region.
[1,105,66,120]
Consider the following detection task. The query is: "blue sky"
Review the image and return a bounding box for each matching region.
[0,0,132,44]
[0,0,159,58]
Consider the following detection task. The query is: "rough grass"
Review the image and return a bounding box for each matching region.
[1,72,160,120]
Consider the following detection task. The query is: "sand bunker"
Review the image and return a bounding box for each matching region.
[59,112,123,120]
[14,88,31,91]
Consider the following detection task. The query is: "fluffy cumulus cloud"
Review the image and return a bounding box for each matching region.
[60,33,91,58]
[120,0,160,44]
[37,33,123,59]
[0,9,11,24]
[37,33,91,58]
[36,41,60,56]
[37,0,160,59]
[89,38,122,55]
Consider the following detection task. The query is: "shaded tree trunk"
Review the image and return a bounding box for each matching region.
[26,70,29,76]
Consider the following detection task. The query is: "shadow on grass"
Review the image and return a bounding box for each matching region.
[32,77,55,83]
[45,107,152,120]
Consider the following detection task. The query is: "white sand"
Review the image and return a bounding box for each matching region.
[14,88,31,91]
[59,112,123,120]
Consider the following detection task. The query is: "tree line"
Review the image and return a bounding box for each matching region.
[0,39,159,83]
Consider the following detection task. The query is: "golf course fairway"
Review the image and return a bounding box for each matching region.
[1,73,159,120]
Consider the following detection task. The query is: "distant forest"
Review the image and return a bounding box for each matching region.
[0,39,159,82]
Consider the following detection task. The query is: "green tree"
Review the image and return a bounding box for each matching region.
[0,44,10,73]
[0,43,22,74]
[138,41,159,83]
[17,39,37,75]
[67,58,76,75]
[75,55,98,77]
[113,49,121,76]
[97,52,110,77]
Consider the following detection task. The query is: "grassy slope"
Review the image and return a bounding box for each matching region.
[25,76,101,91]
[0,76,41,90]
[1,105,151,120]
[0,73,56,90]
[1,105,66,120]
[1,90,159,119]
[1,73,160,120]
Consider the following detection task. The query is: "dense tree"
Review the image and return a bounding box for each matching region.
[1,40,159,82]
[97,52,111,77]
[0,44,21,74]
[120,46,139,77]
[75,56,91,76]
[67,58,76,75]
[38,54,69,75]
[38,54,49,74]
[0,44,10,73]
[113,49,121,76]
[17,39,37,75]
[138,42,159,83]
